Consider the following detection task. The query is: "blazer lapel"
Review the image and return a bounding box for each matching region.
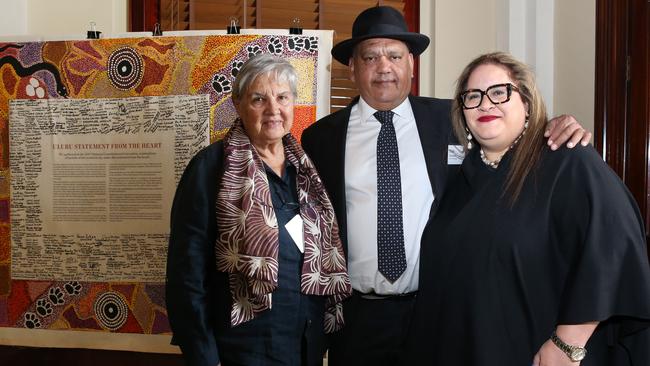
[409,95,449,216]
[328,105,352,253]
[305,100,356,255]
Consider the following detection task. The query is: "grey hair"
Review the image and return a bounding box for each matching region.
[231,53,298,102]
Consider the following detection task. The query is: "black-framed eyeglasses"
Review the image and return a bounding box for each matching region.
[459,83,520,109]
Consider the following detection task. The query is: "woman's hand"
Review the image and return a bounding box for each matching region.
[533,322,598,366]
[532,339,578,366]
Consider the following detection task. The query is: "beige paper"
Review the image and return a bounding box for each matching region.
[9,95,210,282]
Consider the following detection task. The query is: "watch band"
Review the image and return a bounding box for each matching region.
[550,331,587,362]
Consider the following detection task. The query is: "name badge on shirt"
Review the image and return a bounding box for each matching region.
[285,214,304,253]
[447,145,465,165]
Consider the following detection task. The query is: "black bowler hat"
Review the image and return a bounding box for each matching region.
[331,6,430,64]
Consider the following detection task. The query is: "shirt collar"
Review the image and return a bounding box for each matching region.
[263,160,295,184]
[358,96,413,125]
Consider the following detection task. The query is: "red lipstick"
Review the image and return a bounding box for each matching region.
[478,115,498,122]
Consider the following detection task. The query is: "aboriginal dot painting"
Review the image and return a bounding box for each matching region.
[0,33,324,351]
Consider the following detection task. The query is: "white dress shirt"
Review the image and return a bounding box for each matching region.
[345,97,434,294]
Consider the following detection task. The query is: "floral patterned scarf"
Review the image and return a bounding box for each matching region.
[215,119,352,333]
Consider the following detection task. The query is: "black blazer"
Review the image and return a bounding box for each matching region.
[301,95,456,255]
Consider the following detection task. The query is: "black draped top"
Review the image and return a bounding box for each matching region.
[406,144,650,366]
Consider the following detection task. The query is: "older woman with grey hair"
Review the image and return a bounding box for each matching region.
[166,53,351,366]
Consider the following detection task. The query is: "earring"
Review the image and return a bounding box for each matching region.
[524,116,529,129]
[466,128,474,149]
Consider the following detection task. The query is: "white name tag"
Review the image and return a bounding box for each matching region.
[285,214,304,253]
[447,145,465,165]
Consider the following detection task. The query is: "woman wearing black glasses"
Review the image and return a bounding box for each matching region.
[166,53,351,366]
[405,52,650,366]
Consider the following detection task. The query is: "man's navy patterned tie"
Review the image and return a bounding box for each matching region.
[374,110,407,283]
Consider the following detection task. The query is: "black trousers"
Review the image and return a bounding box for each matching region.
[327,291,417,366]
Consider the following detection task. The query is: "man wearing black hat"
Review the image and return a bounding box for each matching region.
[302,6,589,366]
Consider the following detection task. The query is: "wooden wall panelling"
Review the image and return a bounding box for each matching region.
[594,0,628,175]
[190,0,256,30]
[626,0,650,235]
[595,0,650,241]
[129,0,160,32]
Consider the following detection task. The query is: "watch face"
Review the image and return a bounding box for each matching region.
[570,348,587,361]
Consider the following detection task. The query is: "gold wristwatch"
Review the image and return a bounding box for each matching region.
[550,331,587,362]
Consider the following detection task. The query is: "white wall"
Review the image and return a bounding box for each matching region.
[419,1,435,98]
[432,0,499,99]
[0,0,127,38]
[554,0,596,133]
[0,1,28,36]
[420,0,595,132]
